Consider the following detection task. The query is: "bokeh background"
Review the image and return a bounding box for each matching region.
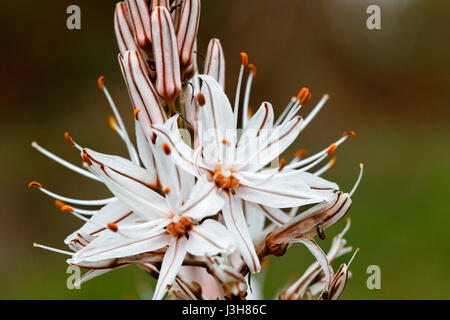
[1,0,449,299]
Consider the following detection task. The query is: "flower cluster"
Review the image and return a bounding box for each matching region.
[29,0,363,300]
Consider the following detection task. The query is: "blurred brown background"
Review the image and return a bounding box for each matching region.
[0,0,449,299]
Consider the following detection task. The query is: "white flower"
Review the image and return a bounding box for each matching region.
[152,74,349,273]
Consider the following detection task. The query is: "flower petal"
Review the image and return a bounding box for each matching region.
[64,201,136,245]
[294,238,332,294]
[198,74,236,165]
[237,116,303,172]
[235,170,337,208]
[73,229,171,263]
[135,121,156,172]
[152,115,211,176]
[153,236,188,300]
[186,219,235,256]
[238,101,274,147]
[181,180,224,220]
[222,193,261,273]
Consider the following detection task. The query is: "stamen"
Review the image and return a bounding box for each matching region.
[64,132,75,147]
[242,64,255,128]
[97,76,104,90]
[61,205,74,212]
[234,54,246,122]
[314,156,337,176]
[297,87,311,106]
[55,200,97,216]
[301,94,329,129]
[134,108,141,120]
[294,149,308,158]
[35,185,116,206]
[248,64,256,77]
[275,98,296,126]
[240,52,248,66]
[342,131,356,137]
[162,143,172,155]
[33,242,73,256]
[98,76,140,165]
[222,139,231,146]
[197,93,206,106]
[278,158,286,172]
[287,134,351,170]
[28,181,42,188]
[108,116,119,131]
[347,248,359,268]
[107,222,119,232]
[31,142,100,181]
[326,144,337,155]
[298,153,328,172]
[349,163,364,197]
[163,186,171,194]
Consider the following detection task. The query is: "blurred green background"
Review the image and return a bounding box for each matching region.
[1,0,449,299]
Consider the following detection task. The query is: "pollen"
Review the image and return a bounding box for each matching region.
[97,76,104,90]
[28,181,42,188]
[213,164,239,191]
[342,131,356,137]
[197,93,206,106]
[64,132,75,147]
[297,87,311,106]
[278,158,287,172]
[134,108,141,120]
[240,52,248,66]
[108,116,118,130]
[326,144,337,155]
[294,149,308,158]
[107,222,119,232]
[248,64,257,76]
[33,242,38,247]
[61,205,74,212]
[166,216,194,237]
[162,143,171,155]
[222,139,231,146]
[163,186,171,194]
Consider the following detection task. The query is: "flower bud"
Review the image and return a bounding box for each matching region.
[177,0,201,69]
[204,38,225,89]
[151,6,182,100]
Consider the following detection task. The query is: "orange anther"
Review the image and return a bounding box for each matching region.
[163,187,171,194]
[108,116,118,130]
[240,52,248,66]
[326,144,337,155]
[329,157,337,169]
[294,149,308,158]
[54,200,65,209]
[28,181,42,188]
[278,158,287,172]
[248,64,256,76]
[64,132,75,147]
[342,131,356,137]
[61,205,74,212]
[197,93,206,106]
[297,87,311,106]
[222,139,231,146]
[98,76,104,90]
[162,143,171,155]
[134,109,141,120]
[107,222,119,232]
